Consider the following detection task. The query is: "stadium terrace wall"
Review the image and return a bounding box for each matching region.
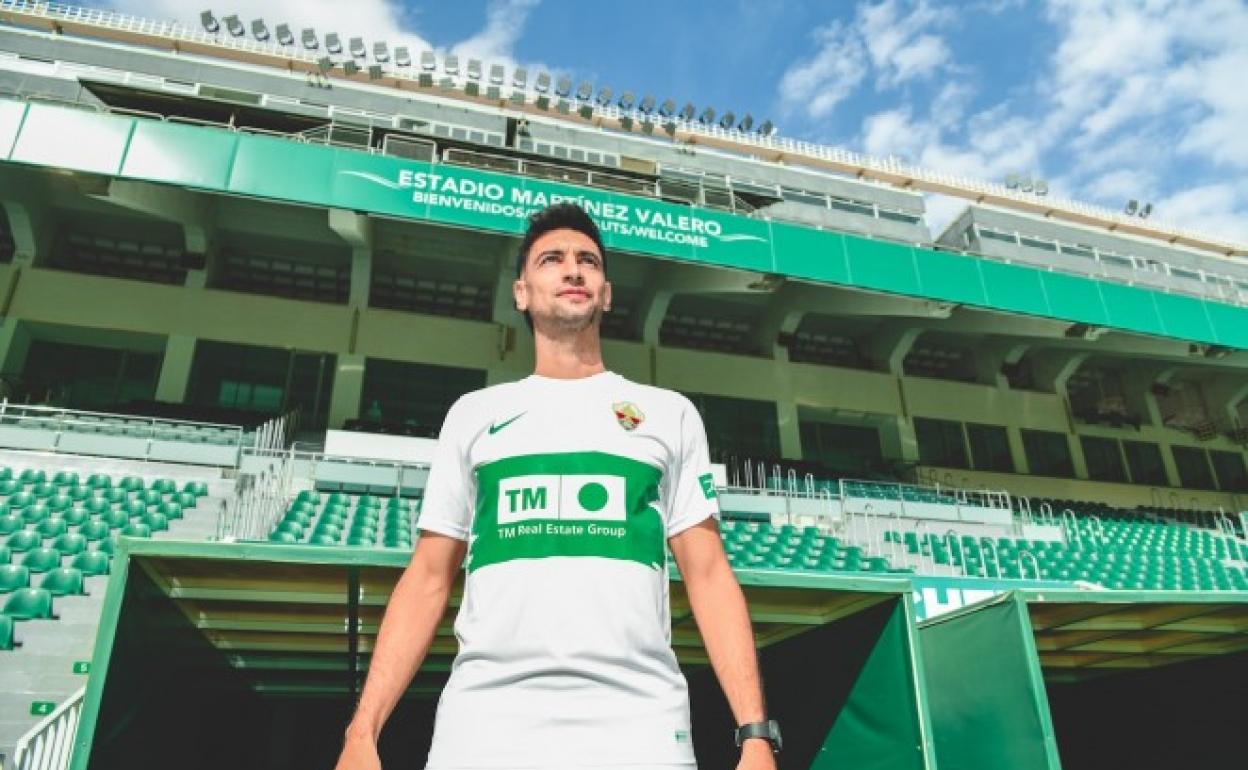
[2,99,1247,350]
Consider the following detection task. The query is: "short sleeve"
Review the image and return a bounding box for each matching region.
[664,397,721,537]
[416,396,477,541]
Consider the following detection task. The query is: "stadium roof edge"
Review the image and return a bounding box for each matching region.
[1,1,1245,259]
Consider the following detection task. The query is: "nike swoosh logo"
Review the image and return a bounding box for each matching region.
[488,412,526,435]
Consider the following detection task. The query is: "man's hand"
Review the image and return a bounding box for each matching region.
[333,732,382,770]
[736,738,779,770]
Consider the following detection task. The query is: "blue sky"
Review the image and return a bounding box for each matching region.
[109,0,1248,243]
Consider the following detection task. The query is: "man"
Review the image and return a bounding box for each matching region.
[335,203,780,769]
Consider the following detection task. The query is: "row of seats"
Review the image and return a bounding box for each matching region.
[719,519,905,574]
[266,491,414,549]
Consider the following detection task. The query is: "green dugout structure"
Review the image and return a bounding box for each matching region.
[919,589,1248,770]
[68,539,936,769]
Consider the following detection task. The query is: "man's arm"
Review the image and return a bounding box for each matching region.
[337,532,466,763]
[669,518,775,767]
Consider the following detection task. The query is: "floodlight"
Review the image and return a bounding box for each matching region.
[738,114,754,131]
[1033,179,1049,196]
[489,64,505,85]
[512,67,527,88]
[368,65,384,80]
[596,86,613,105]
[618,91,635,110]
[576,81,592,101]
[698,107,715,124]
[1125,199,1139,215]
[223,14,244,36]
[1019,177,1034,192]
[758,119,776,136]
[467,59,482,81]
[394,46,411,67]
[343,60,360,76]
[349,37,366,58]
[658,99,676,117]
[420,50,436,71]
[374,42,389,62]
[275,23,293,45]
[639,95,656,114]
[445,54,461,75]
[325,33,342,53]
[1005,173,1021,189]
[301,28,317,49]
[1140,202,1153,218]
[200,11,219,33]
[555,76,572,97]
[316,56,333,73]
[718,111,735,128]
[250,19,268,41]
[679,103,695,121]
[535,72,551,93]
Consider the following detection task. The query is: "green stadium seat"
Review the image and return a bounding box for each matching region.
[95,537,117,555]
[140,489,163,506]
[183,481,209,497]
[52,471,78,486]
[0,565,30,593]
[70,551,110,576]
[0,513,21,535]
[0,467,10,481]
[118,476,144,492]
[18,469,46,485]
[86,473,111,489]
[3,588,53,620]
[104,488,127,504]
[84,497,111,515]
[175,492,197,508]
[269,531,298,544]
[21,503,50,524]
[151,478,177,494]
[35,518,67,539]
[68,484,92,501]
[51,533,88,556]
[0,614,13,650]
[47,493,72,512]
[40,567,85,597]
[120,523,152,539]
[7,530,40,553]
[141,512,169,532]
[123,500,147,517]
[157,502,183,520]
[30,482,56,499]
[22,548,62,574]
[0,479,16,496]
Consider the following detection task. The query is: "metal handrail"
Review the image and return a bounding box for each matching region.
[12,685,84,770]
[1018,550,1041,581]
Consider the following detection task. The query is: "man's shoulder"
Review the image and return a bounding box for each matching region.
[611,374,696,413]
[445,381,521,421]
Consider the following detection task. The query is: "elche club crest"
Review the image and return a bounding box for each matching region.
[612,401,644,431]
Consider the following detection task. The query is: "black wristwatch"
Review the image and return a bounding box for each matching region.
[734,719,782,754]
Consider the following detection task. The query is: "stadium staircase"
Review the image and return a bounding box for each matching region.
[0,452,232,764]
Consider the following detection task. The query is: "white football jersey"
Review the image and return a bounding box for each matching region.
[417,370,721,769]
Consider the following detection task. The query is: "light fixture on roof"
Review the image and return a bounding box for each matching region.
[223,14,244,36]
[325,33,343,54]
[555,76,572,97]
[349,37,366,58]
[200,11,219,33]
[575,81,592,101]
[444,54,460,75]
[1125,199,1139,215]
[512,67,527,88]
[758,119,776,136]
[301,28,317,49]
[596,86,613,106]
[467,59,483,81]
[316,56,333,73]
[1005,173,1021,189]
[250,19,268,41]
[489,64,505,85]
[535,72,551,93]
[1033,179,1049,196]
[394,46,411,67]
[738,114,754,131]
[1019,177,1034,193]
[718,111,735,129]
[658,99,676,118]
[639,95,656,114]
[420,50,436,72]
[343,60,360,76]
[1139,202,1153,218]
[698,107,715,124]
[618,91,635,110]
[275,23,293,46]
[679,103,695,121]
[374,42,390,62]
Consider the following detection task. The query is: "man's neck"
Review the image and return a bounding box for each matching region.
[532,324,606,379]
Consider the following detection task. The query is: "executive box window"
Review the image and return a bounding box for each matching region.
[1080,435,1128,483]
[1122,441,1168,486]
[21,340,159,411]
[1210,450,1248,493]
[360,359,485,437]
[914,417,969,469]
[187,341,335,429]
[966,423,1013,472]
[684,392,780,460]
[1021,429,1075,478]
[1172,446,1216,491]
[800,421,883,476]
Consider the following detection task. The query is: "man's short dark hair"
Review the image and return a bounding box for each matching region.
[515,202,607,277]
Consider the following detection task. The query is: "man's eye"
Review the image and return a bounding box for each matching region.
[540,254,559,264]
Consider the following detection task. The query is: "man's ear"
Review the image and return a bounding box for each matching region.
[513,277,528,311]
[603,280,613,311]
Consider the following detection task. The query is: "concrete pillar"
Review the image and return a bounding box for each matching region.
[1,198,55,266]
[1157,441,1182,489]
[327,353,366,429]
[973,340,1030,389]
[0,317,32,382]
[1029,349,1089,395]
[1007,426,1030,475]
[155,334,196,403]
[881,417,920,464]
[776,398,802,460]
[865,323,922,375]
[1068,434,1089,480]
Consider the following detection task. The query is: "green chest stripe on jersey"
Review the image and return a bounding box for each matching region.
[469,451,665,572]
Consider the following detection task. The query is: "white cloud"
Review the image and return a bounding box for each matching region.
[451,0,540,70]
[778,20,867,119]
[857,0,954,88]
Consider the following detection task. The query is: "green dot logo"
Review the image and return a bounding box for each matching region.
[577,481,609,512]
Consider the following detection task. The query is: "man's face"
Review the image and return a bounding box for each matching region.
[514,228,611,333]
